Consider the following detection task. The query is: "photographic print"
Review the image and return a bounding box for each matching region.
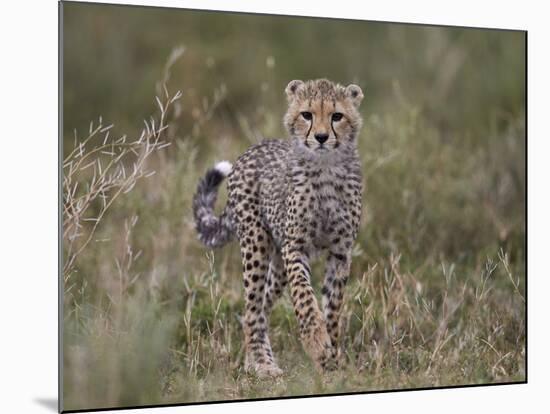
[60,1,526,411]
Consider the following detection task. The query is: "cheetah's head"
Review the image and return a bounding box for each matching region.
[283,79,363,156]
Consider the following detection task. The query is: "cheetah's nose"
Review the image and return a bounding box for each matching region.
[314,133,329,145]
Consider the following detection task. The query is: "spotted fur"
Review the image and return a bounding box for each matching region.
[193,79,364,377]
[192,161,234,248]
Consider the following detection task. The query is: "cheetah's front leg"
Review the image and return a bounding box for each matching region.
[282,242,335,371]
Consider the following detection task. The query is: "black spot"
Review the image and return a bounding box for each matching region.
[332,253,346,262]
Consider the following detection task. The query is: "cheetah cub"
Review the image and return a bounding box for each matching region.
[193,78,363,377]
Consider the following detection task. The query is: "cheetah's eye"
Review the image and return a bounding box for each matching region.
[331,112,343,122]
[301,111,312,121]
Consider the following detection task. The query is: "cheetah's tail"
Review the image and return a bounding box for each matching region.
[192,161,234,248]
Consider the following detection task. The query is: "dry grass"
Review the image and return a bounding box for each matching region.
[62,84,180,282]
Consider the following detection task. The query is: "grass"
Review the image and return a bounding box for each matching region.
[62,4,525,412]
[63,241,525,410]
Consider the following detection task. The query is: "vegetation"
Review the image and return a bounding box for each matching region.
[62,3,525,411]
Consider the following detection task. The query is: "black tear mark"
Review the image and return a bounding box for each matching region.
[305,115,313,146]
[330,120,339,143]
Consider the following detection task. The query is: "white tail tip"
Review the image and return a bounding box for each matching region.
[214,161,232,177]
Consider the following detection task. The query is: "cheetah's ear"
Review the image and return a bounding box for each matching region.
[345,84,364,108]
[285,80,304,101]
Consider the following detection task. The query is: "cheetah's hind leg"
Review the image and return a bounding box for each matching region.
[239,226,283,378]
[322,248,352,370]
